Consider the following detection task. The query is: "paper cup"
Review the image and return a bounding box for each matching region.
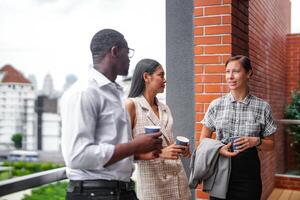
[175,136,189,146]
[144,126,160,134]
[230,136,240,152]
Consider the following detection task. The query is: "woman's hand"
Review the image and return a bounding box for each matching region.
[219,143,239,157]
[159,144,185,160]
[181,144,191,157]
[234,136,260,152]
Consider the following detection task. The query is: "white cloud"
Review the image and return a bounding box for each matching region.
[0,0,165,90]
[291,0,300,33]
[1,0,298,91]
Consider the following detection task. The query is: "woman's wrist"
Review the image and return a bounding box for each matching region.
[256,137,262,147]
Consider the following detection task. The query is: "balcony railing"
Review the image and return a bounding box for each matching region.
[0,167,66,197]
[278,119,300,125]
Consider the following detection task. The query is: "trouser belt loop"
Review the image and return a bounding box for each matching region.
[116,181,120,200]
[78,181,83,193]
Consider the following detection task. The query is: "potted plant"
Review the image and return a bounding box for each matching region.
[285,90,300,170]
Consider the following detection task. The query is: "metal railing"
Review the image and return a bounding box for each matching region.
[278,119,300,125]
[0,167,66,197]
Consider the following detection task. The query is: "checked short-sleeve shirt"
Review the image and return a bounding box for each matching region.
[201,93,277,142]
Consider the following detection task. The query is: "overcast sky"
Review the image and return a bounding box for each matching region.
[0,0,299,90]
[0,0,165,90]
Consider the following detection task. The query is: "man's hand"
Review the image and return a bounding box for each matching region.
[104,132,162,167]
[219,143,239,157]
[133,132,163,154]
[135,151,160,160]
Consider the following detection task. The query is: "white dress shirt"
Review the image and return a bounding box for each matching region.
[61,67,134,181]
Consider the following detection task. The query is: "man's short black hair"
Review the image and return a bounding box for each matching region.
[90,29,128,62]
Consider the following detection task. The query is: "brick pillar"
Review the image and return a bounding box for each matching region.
[286,34,300,103]
[194,0,249,198]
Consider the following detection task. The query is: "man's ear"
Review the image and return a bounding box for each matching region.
[110,46,118,57]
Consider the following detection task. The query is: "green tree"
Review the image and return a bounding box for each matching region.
[11,133,23,149]
[285,90,300,170]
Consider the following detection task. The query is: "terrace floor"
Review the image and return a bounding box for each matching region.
[267,188,300,200]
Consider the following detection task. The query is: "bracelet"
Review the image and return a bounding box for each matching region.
[256,137,262,147]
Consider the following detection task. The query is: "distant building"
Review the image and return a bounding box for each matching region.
[42,73,54,97]
[0,65,36,150]
[63,74,77,91]
[35,95,61,151]
[27,74,38,90]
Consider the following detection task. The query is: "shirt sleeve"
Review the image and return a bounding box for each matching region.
[61,88,115,170]
[261,103,277,137]
[201,100,217,132]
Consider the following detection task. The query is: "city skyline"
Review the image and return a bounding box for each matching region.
[0,0,299,90]
[0,0,165,90]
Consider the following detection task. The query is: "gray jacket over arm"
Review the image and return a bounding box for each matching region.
[189,138,231,199]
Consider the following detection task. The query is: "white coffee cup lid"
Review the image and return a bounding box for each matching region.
[176,136,189,143]
[144,125,161,129]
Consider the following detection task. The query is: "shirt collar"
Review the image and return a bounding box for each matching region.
[89,67,111,87]
[137,95,167,112]
[227,92,251,105]
[88,67,123,91]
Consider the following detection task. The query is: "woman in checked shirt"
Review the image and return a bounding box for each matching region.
[200,55,277,200]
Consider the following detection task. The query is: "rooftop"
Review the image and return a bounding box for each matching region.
[0,64,31,84]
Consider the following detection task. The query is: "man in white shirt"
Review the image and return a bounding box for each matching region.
[61,29,163,200]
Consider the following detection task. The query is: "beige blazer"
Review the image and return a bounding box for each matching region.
[130,96,191,200]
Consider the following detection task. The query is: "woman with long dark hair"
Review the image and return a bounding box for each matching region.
[126,58,192,200]
[201,55,277,200]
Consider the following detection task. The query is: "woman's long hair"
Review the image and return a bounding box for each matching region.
[128,58,161,98]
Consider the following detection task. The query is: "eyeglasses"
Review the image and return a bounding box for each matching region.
[128,48,135,58]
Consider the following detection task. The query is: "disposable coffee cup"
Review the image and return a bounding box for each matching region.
[230,136,240,152]
[175,136,189,146]
[144,126,160,134]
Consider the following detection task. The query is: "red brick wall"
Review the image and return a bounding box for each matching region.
[248,1,290,199]
[194,0,232,197]
[286,34,300,171]
[275,174,300,190]
[193,0,291,199]
[287,34,300,102]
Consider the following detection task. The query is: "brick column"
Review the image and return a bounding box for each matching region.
[286,34,300,103]
[193,0,230,190]
[194,0,249,198]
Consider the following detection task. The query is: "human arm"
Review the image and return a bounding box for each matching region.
[61,89,162,169]
[158,143,187,159]
[234,102,276,152]
[125,99,136,129]
[200,125,238,157]
[105,132,163,166]
[61,89,117,170]
[234,135,274,152]
[125,99,162,161]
